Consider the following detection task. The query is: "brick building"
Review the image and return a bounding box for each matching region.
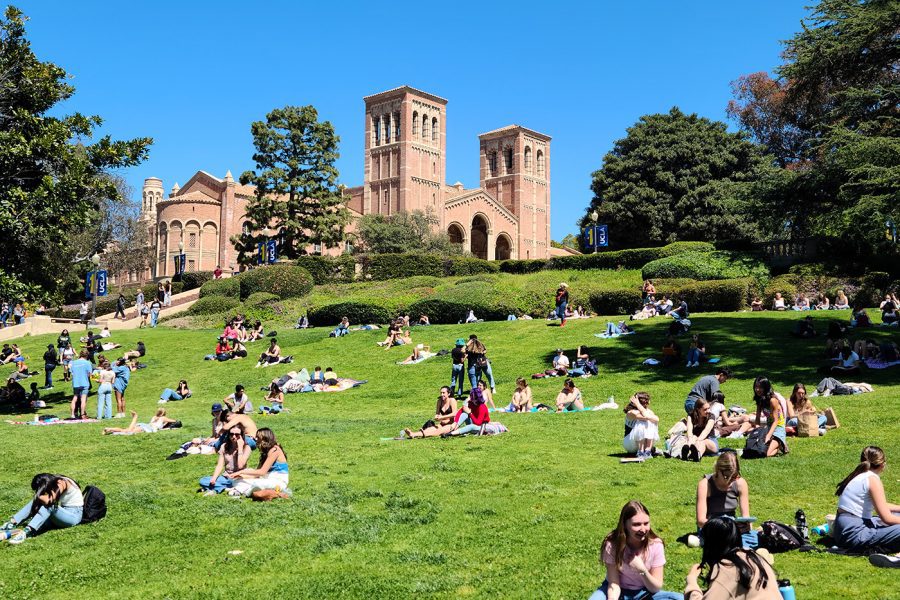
[140,86,551,277]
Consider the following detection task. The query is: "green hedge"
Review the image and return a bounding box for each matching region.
[295,255,356,284]
[447,257,499,276]
[238,264,314,300]
[245,292,280,309]
[407,282,515,324]
[501,242,716,274]
[180,271,215,291]
[362,254,445,280]
[307,301,393,327]
[588,289,643,316]
[763,275,799,307]
[642,251,768,281]
[589,278,751,316]
[199,277,240,299]
[187,295,240,316]
[498,259,547,274]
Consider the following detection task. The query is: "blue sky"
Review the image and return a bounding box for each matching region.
[18,1,809,240]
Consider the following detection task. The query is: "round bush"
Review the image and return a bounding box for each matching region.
[407,282,514,324]
[199,277,240,299]
[180,271,215,291]
[447,257,499,276]
[763,274,799,308]
[308,301,393,327]
[642,251,769,281]
[238,264,313,300]
[187,295,240,316]
[588,289,642,316]
[245,292,280,309]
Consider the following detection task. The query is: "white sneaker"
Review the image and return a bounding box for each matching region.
[692,362,700,367]
[202,489,218,497]
[869,553,900,568]
[7,529,27,544]
[158,399,167,404]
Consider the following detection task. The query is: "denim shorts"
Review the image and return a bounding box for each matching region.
[73,386,88,397]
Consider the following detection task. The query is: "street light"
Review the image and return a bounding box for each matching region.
[88,253,101,327]
[589,210,599,254]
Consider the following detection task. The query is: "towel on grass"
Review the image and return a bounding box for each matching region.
[864,358,900,369]
[319,378,367,392]
[6,417,100,426]
[594,331,637,339]
[397,351,436,365]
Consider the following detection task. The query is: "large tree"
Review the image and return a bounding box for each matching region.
[582,108,772,250]
[727,0,900,258]
[235,105,350,265]
[355,210,461,255]
[0,6,151,301]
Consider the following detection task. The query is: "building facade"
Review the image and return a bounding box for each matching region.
[141,86,551,277]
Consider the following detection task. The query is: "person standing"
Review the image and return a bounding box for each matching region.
[69,350,93,419]
[78,301,89,324]
[149,298,162,328]
[114,293,126,320]
[112,357,131,418]
[0,301,8,327]
[41,344,58,390]
[163,280,172,307]
[96,360,115,420]
[450,338,467,397]
[555,283,570,326]
[135,289,144,320]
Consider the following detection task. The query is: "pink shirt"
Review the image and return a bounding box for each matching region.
[602,539,666,590]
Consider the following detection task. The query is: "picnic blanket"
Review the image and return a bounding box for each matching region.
[6,417,100,426]
[397,351,436,365]
[319,378,367,392]
[594,331,637,339]
[864,358,900,369]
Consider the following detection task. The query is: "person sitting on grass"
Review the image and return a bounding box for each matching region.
[228,428,289,497]
[511,378,533,412]
[631,302,657,321]
[255,338,281,368]
[555,378,584,412]
[834,290,850,310]
[881,301,899,325]
[224,384,253,414]
[377,320,403,347]
[102,409,176,435]
[753,377,788,457]
[785,383,827,436]
[655,295,674,316]
[551,348,570,375]
[230,339,248,360]
[830,342,861,376]
[215,409,258,449]
[331,316,350,338]
[832,446,900,568]
[660,335,682,368]
[772,292,787,311]
[623,392,660,460]
[681,398,718,462]
[750,297,764,311]
[403,386,458,439]
[212,336,231,361]
[671,296,689,320]
[684,517,778,600]
[571,346,599,377]
[199,424,252,495]
[310,366,325,385]
[1,474,86,544]
[588,500,682,600]
[448,386,490,436]
[793,293,811,311]
[476,379,496,411]
[1,343,21,364]
[418,314,431,326]
[159,380,192,403]
[259,383,285,414]
[695,453,754,547]
[685,334,706,368]
[815,294,831,310]
[248,320,264,342]
[712,392,753,439]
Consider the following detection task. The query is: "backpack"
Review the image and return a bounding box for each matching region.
[757,520,804,553]
[80,485,107,524]
[742,426,769,459]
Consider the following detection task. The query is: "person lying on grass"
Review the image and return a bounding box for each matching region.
[399,344,426,364]
[228,428,289,497]
[511,378,533,412]
[2,474,85,544]
[588,500,682,600]
[681,398,717,462]
[623,392,659,460]
[832,445,900,566]
[200,424,252,495]
[102,409,176,435]
[753,377,788,457]
[447,386,491,436]
[684,517,779,600]
[555,378,584,412]
[696,453,754,547]
[403,386,458,439]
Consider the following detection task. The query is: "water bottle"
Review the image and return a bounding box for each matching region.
[795,509,808,540]
[778,579,796,600]
[811,522,829,536]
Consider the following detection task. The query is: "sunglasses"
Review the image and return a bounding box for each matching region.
[229,432,242,437]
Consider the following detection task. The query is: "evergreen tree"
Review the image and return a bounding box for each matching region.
[236,105,350,265]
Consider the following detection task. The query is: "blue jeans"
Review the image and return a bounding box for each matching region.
[685,396,697,414]
[12,500,83,533]
[455,423,483,436]
[150,311,159,327]
[588,580,683,600]
[686,348,703,364]
[450,364,465,395]
[97,383,113,419]
[468,362,496,390]
[833,512,900,553]
[44,364,55,387]
[199,475,234,493]
[556,301,567,320]
[213,434,256,450]
[160,388,184,401]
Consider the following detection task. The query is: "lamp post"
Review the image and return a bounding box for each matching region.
[89,253,101,326]
[590,210,599,254]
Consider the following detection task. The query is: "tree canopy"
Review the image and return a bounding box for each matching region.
[355,210,461,255]
[582,108,772,250]
[0,6,151,301]
[235,105,350,265]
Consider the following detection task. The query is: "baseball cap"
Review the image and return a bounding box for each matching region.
[455,338,465,346]
[211,403,223,414]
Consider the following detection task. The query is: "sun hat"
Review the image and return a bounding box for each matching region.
[560,282,568,288]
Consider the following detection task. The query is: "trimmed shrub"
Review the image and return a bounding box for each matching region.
[677,279,750,312]
[187,295,240,316]
[764,274,799,308]
[364,254,444,280]
[658,241,716,257]
[199,276,241,299]
[238,264,313,300]
[855,271,892,307]
[245,292,280,309]
[180,271,215,291]
[499,259,547,274]
[588,289,643,316]
[295,255,356,284]
[308,301,393,327]
[408,282,515,324]
[642,251,768,281]
[142,281,184,300]
[446,256,499,276]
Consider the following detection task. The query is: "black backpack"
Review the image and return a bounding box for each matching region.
[742,427,769,459]
[80,485,107,524]
[757,520,804,553]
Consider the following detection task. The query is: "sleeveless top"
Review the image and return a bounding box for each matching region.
[838,471,876,519]
[705,474,739,517]
[270,461,289,474]
[438,403,454,417]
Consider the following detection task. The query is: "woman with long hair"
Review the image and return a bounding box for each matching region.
[696,453,754,546]
[752,377,787,457]
[622,392,660,460]
[683,517,779,599]
[833,446,900,564]
[589,500,682,600]
[403,386,458,439]
[200,424,252,495]
[1,474,84,544]
[785,383,827,435]
[159,380,192,403]
[682,399,717,462]
[512,378,533,412]
[260,382,284,414]
[229,428,288,497]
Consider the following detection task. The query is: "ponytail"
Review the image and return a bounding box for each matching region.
[836,446,885,496]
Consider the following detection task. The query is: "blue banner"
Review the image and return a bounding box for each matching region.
[84,272,93,299]
[173,254,186,275]
[96,270,108,297]
[583,225,609,248]
[266,240,277,264]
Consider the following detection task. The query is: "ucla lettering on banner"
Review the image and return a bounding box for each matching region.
[96,270,108,297]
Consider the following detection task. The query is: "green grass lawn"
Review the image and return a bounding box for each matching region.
[0,310,898,599]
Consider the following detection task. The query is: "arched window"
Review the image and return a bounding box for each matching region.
[394,112,401,141]
[412,111,418,136]
[422,114,429,142]
[537,150,545,177]
[504,147,513,172]
[524,146,532,172]
[432,117,438,142]
[488,152,497,177]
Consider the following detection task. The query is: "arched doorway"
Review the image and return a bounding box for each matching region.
[495,234,512,260]
[448,223,465,247]
[471,215,488,259]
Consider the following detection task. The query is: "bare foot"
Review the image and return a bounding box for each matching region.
[130,410,137,418]
[403,428,413,438]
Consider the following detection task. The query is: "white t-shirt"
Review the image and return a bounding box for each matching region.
[554,355,570,369]
[58,477,85,508]
[774,298,786,309]
[709,403,726,421]
[838,471,876,519]
[840,351,859,368]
